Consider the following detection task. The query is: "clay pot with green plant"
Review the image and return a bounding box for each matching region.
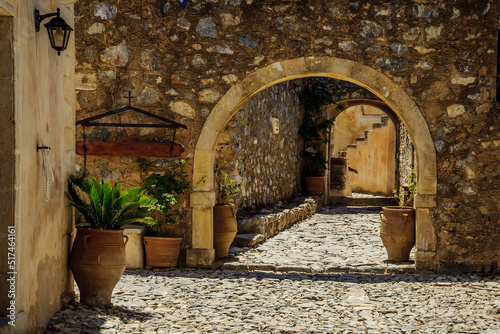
[379,169,417,261]
[213,161,238,258]
[66,176,157,305]
[298,81,341,195]
[141,158,195,267]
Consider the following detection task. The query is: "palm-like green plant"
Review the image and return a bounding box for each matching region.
[66,175,158,230]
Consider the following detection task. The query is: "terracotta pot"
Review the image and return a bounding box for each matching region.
[70,227,128,306]
[379,206,415,261]
[303,176,324,195]
[213,205,237,258]
[143,236,182,267]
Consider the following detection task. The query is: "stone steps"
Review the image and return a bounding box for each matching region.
[329,196,397,206]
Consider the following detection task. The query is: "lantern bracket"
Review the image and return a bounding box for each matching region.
[35,9,59,32]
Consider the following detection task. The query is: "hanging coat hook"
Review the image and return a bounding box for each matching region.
[37,144,51,151]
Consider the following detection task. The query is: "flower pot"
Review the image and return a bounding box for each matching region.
[213,205,237,258]
[143,236,182,267]
[70,227,128,306]
[379,206,415,261]
[303,176,324,195]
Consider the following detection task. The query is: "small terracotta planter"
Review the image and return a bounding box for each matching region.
[143,236,182,267]
[213,205,237,258]
[379,206,415,262]
[70,227,128,306]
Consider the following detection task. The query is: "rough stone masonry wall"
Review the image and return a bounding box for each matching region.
[75,0,500,271]
[216,80,304,210]
[398,121,415,194]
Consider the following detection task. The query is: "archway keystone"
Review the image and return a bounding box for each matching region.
[188,56,437,269]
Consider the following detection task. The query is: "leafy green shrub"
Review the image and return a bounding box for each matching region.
[66,175,157,230]
[214,161,237,205]
[393,169,417,207]
[141,159,194,229]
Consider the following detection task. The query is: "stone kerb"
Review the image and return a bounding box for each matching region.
[234,197,322,248]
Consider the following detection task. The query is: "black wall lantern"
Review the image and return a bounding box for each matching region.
[35,8,73,55]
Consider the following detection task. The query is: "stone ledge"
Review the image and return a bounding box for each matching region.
[235,196,322,245]
[220,262,416,275]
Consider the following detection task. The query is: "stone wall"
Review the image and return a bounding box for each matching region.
[216,80,304,210]
[75,0,500,272]
[398,121,415,195]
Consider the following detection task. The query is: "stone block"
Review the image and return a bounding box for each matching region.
[232,233,265,247]
[186,248,215,268]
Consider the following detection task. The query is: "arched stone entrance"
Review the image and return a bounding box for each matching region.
[188,56,437,270]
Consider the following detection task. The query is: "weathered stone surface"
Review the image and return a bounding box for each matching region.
[390,43,407,57]
[94,3,117,19]
[75,72,97,91]
[376,58,407,72]
[451,75,477,85]
[136,86,160,105]
[198,89,221,103]
[232,233,265,247]
[196,17,218,38]
[447,104,466,118]
[169,101,197,119]
[239,35,258,48]
[87,22,105,34]
[360,21,382,38]
[100,41,129,67]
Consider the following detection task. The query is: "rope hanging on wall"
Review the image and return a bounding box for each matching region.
[40,146,55,202]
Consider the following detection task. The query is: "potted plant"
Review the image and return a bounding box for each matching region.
[379,169,417,261]
[298,81,339,195]
[66,176,157,306]
[141,158,194,267]
[213,161,238,258]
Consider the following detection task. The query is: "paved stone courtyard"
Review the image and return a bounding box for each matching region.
[45,207,500,333]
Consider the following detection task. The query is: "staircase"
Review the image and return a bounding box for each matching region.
[329,114,396,206]
[338,115,389,157]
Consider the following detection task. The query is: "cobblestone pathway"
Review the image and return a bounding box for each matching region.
[45,207,500,334]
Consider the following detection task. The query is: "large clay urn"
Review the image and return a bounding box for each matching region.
[213,204,237,258]
[70,227,128,306]
[143,236,182,267]
[379,206,415,261]
[303,176,324,195]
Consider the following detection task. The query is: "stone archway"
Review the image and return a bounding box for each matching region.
[188,56,437,270]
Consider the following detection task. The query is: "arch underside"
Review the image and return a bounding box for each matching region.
[188,57,437,269]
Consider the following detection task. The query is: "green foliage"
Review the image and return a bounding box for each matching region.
[66,175,157,230]
[299,81,343,176]
[299,82,335,114]
[141,159,194,229]
[302,151,329,175]
[214,161,238,205]
[298,116,335,143]
[393,169,417,207]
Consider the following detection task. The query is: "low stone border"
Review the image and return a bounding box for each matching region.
[220,262,416,275]
[232,196,322,248]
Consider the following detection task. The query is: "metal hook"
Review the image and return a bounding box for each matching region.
[37,144,51,151]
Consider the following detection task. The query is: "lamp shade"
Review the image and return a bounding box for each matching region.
[43,9,73,55]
